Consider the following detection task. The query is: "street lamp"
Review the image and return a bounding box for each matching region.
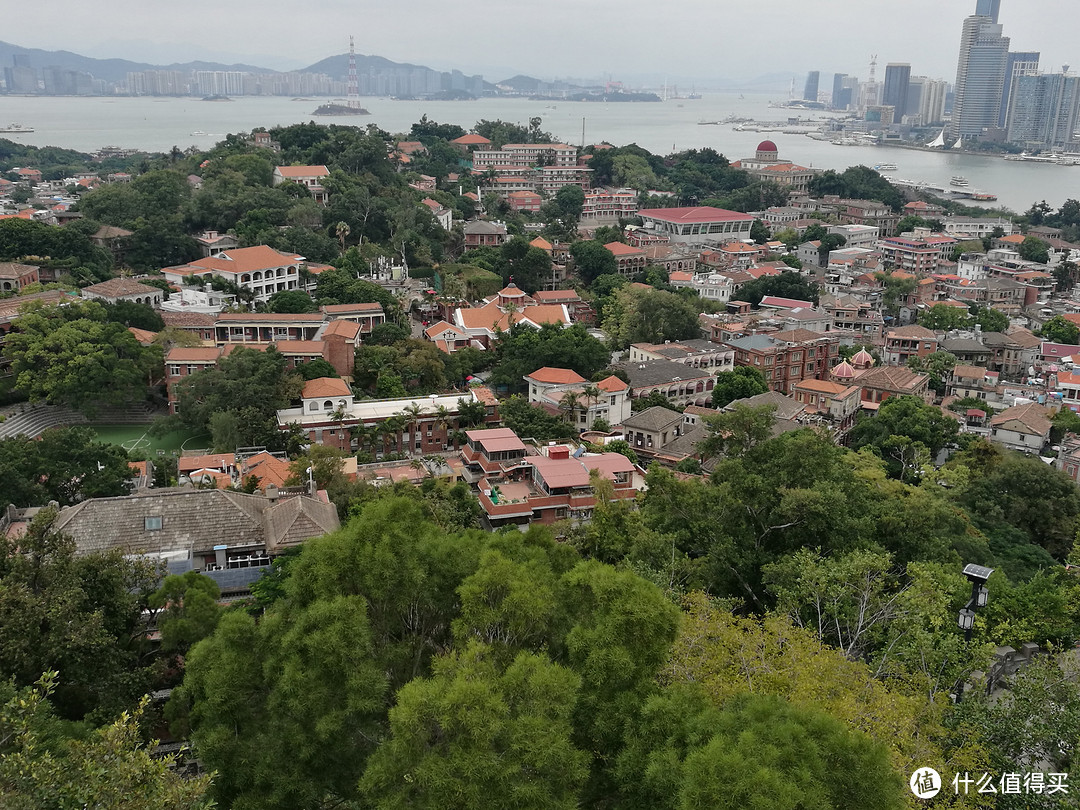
[953,563,994,704]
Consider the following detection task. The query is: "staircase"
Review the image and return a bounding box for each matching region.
[0,401,163,440]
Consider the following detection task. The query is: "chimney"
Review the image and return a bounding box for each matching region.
[264,484,279,503]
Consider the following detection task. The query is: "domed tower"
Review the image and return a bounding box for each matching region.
[755,139,779,161]
[496,281,527,309]
[851,348,876,370]
[831,360,857,383]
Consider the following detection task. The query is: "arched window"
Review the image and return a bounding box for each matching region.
[323,400,333,410]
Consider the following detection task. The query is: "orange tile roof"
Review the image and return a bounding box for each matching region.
[451,133,492,145]
[529,236,553,251]
[597,375,629,392]
[302,377,352,399]
[604,241,645,257]
[795,379,852,395]
[127,326,157,344]
[181,246,304,275]
[272,340,325,355]
[998,234,1025,244]
[456,302,569,331]
[240,451,292,488]
[166,347,221,363]
[275,165,329,178]
[323,319,361,339]
[321,302,384,314]
[178,453,235,472]
[527,367,586,385]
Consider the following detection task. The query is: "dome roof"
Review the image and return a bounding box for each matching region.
[851,349,876,368]
[756,139,778,153]
[832,360,856,379]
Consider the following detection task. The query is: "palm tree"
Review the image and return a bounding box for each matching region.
[381,415,407,455]
[581,384,601,427]
[560,391,581,427]
[433,405,453,449]
[401,403,424,455]
[335,221,351,253]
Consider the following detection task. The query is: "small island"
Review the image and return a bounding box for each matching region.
[312,101,370,116]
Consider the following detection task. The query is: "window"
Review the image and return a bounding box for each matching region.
[144,516,162,531]
[168,365,180,376]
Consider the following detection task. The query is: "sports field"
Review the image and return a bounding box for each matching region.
[89,424,212,454]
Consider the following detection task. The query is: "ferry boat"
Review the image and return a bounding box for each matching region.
[873,163,898,171]
[950,176,970,187]
[0,123,33,133]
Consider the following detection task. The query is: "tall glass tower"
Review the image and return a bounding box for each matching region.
[950,1,1010,139]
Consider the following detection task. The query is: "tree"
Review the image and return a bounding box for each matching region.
[710,366,769,408]
[1018,235,1050,264]
[1052,259,1078,293]
[1040,315,1080,345]
[570,240,618,285]
[488,323,610,393]
[749,218,771,244]
[677,694,903,810]
[0,426,133,507]
[602,439,639,464]
[971,305,1009,333]
[101,300,165,331]
[335,220,351,252]
[5,301,162,415]
[266,289,318,313]
[358,643,588,810]
[149,571,222,654]
[697,403,776,460]
[602,286,702,350]
[0,673,211,810]
[849,395,959,479]
[366,322,411,346]
[817,232,846,264]
[736,271,819,307]
[907,350,957,395]
[0,509,159,720]
[500,395,574,442]
[917,303,971,331]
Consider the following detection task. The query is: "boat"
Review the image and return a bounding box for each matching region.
[950,176,970,187]
[0,123,33,133]
[971,192,998,201]
[873,163,898,171]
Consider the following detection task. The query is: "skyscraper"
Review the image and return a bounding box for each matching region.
[950,1,1010,139]
[832,73,850,109]
[1006,71,1080,149]
[975,0,1000,21]
[882,63,912,120]
[804,71,820,102]
[1000,51,1040,127]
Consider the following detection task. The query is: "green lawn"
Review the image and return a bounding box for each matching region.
[89,424,211,454]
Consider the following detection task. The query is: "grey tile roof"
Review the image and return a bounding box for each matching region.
[726,334,779,351]
[726,391,806,421]
[616,359,715,388]
[620,406,684,432]
[53,488,339,560]
[941,337,990,354]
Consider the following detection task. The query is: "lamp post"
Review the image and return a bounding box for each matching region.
[954,563,994,703]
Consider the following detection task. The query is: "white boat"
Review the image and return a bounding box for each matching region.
[873,163,898,171]
[950,176,970,187]
[0,123,33,133]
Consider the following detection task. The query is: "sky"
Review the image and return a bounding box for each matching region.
[8,0,1078,87]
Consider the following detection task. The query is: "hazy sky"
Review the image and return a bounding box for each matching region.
[9,0,1077,86]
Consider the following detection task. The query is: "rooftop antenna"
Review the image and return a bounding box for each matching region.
[347,36,359,108]
[869,53,878,83]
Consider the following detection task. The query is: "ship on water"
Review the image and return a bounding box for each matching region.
[0,123,33,133]
[314,36,371,116]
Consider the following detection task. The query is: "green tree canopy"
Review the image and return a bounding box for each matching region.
[1040,315,1080,345]
[570,240,618,285]
[4,300,162,415]
[488,323,611,393]
[1018,235,1050,264]
[711,366,769,408]
[849,395,959,480]
[737,270,819,307]
[0,426,133,507]
[602,286,702,350]
[917,303,971,331]
[266,288,318,313]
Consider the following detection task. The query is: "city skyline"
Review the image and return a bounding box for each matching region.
[5,0,1078,87]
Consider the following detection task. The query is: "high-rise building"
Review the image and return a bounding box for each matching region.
[1000,51,1040,127]
[1006,71,1080,149]
[882,63,912,120]
[975,0,1000,21]
[804,71,820,102]
[917,78,949,125]
[832,73,850,109]
[950,1,1010,139]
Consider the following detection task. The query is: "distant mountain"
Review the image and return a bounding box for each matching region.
[0,40,275,84]
[299,52,439,80]
[495,75,587,93]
